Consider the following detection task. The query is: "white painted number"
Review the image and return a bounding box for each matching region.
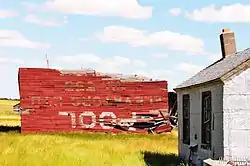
[79,112,96,129]
[58,111,137,130]
[59,112,76,128]
[99,112,116,129]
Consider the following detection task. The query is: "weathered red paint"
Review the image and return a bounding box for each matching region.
[18,68,172,134]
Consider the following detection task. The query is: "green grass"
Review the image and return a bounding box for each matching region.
[0,99,179,166]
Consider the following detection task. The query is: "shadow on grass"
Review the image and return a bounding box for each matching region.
[142,151,184,166]
[0,125,21,133]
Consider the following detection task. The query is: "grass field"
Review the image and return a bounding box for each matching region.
[0,99,180,166]
[0,100,20,126]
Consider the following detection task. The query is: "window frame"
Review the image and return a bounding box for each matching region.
[182,94,190,145]
[201,91,212,150]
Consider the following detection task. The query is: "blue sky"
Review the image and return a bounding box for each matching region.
[1,0,250,98]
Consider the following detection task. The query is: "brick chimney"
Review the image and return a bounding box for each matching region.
[219,28,237,58]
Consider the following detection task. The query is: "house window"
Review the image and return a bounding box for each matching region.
[182,94,190,145]
[201,91,212,150]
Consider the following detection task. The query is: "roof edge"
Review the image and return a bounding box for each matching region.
[174,58,250,91]
[173,78,222,92]
[174,58,225,90]
[221,58,250,82]
[174,48,250,91]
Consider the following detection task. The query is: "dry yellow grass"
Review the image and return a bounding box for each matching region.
[0,100,19,115]
[0,100,179,166]
[0,100,20,126]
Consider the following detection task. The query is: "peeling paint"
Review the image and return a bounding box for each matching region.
[18,68,172,134]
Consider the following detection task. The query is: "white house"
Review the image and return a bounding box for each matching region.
[174,28,250,165]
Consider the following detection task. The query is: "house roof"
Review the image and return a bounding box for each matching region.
[175,47,250,90]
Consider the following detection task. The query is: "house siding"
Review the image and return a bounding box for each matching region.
[177,83,223,162]
[223,67,250,160]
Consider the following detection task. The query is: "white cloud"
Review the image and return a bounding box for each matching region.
[63,16,68,24]
[186,3,250,22]
[58,54,147,73]
[0,10,18,18]
[0,57,24,65]
[207,53,221,62]
[113,56,131,64]
[24,14,62,27]
[151,53,168,59]
[151,69,174,80]
[24,0,152,19]
[80,37,90,41]
[21,2,43,11]
[175,62,204,74]
[133,60,147,67]
[56,54,185,91]
[60,54,102,64]
[135,69,177,90]
[96,56,131,73]
[11,59,25,65]
[0,30,50,49]
[133,69,174,81]
[97,25,205,54]
[169,8,181,16]
[0,57,8,63]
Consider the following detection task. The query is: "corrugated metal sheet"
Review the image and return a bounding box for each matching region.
[18,68,172,134]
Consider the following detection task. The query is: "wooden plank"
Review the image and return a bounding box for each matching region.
[18,68,171,134]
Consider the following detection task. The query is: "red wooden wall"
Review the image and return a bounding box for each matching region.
[18,68,171,133]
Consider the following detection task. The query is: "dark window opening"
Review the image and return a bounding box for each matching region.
[201,91,212,150]
[182,94,190,145]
